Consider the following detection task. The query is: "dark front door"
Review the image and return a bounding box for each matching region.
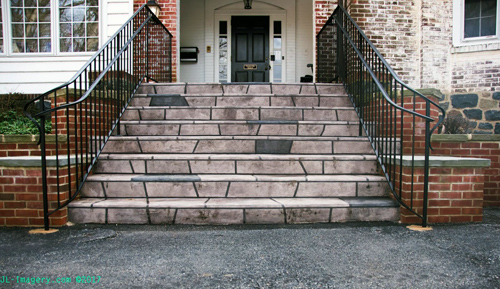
[231,16,270,82]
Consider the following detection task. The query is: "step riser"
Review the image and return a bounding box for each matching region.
[69,206,399,224]
[80,180,389,198]
[136,83,347,95]
[94,159,379,175]
[122,107,359,122]
[130,95,352,107]
[101,139,374,154]
[120,123,360,137]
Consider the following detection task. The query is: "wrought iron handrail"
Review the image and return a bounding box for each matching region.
[317,4,445,226]
[24,4,173,230]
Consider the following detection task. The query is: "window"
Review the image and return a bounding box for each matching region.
[59,0,99,52]
[272,21,282,83]
[464,0,497,38]
[10,0,52,53]
[1,0,99,54]
[453,0,500,48]
[218,21,228,82]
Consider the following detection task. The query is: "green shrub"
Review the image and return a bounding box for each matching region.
[0,91,53,136]
[0,111,51,135]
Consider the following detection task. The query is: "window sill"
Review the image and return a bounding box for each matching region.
[452,41,500,54]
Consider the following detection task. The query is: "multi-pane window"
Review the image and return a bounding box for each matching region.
[59,0,99,52]
[464,0,497,38]
[2,0,99,54]
[10,0,52,53]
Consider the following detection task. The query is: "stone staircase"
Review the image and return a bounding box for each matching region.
[68,83,399,225]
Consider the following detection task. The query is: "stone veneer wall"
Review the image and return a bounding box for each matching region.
[346,0,500,134]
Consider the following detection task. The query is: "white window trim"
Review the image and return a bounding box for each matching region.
[453,0,500,52]
[0,0,101,56]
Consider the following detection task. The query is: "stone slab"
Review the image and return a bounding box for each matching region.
[150,95,188,106]
[175,209,243,225]
[68,208,106,224]
[245,209,285,224]
[108,208,148,224]
[286,208,331,224]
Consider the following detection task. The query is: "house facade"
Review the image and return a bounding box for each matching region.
[0,0,499,132]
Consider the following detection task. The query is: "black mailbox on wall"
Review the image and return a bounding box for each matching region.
[180,47,198,63]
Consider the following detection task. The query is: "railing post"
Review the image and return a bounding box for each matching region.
[39,114,50,230]
[422,103,431,227]
[169,34,172,82]
[146,20,150,81]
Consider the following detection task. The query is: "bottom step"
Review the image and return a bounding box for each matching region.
[69,197,399,225]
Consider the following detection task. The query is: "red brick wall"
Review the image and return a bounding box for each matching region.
[134,0,177,82]
[315,0,338,34]
[0,136,67,157]
[432,140,500,207]
[396,165,484,224]
[0,166,69,227]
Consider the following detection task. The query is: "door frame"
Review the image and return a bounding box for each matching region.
[214,10,286,83]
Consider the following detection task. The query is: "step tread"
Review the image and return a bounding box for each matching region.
[119,120,359,124]
[126,106,356,110]
[134,93,348,97]
[69,197,399,209]
[107,135,369,141]
[85,174,387,182]
[98,153,377,161]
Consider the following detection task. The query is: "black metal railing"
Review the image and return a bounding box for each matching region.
[317,4,445,226]
[24,4,173,230]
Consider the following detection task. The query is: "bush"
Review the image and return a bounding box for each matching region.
[439,113,471,134]
[0,111,51,135]
[0,93,51,135]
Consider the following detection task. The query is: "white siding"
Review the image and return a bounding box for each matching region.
[179,0,205,82]
[295,0,314,81]
[0,0,133,94]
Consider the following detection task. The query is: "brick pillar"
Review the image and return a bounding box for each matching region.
[431,135,500,207]
[0,157,74,227]
[134,0,177,82]
[315,0,338,34]
[394,156,489,224]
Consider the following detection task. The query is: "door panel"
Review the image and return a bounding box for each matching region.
[236,71,248,82]
[235,34,248,62]
[253,34,265,62]
[231,16,269,82]
[252,71,265,82]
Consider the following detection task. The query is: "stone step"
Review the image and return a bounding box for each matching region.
[94,154,379,175]
[136,83,346,95]
[118,120,360,137]
[129,94,351,107]
[101,136,374,155]
[80,174,389,198]
[68,197,399,224]
[121,106,358,122]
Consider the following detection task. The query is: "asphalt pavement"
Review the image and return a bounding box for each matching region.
[1,208,499,288]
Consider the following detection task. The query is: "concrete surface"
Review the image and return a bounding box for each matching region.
[0,208,499,288]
